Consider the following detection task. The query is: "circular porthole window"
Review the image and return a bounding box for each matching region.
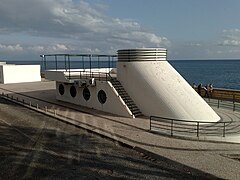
[98,90,107,104]
[70,85,77,98]
[59,84,65,95]
[83,87,90,101]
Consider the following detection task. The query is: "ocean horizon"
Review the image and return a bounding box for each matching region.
[6,59,240,90]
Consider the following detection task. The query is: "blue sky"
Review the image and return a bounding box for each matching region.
[104,0,240,40]
[0,0,240,60]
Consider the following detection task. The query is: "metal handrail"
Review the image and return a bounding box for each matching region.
[63,70,111,82]
[107,73,135,114]
[205,98,240,112]
[150,115,235,138]
[40,53,117,72]
[148,88,240,137]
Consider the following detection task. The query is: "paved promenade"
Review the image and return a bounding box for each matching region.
[1,80,240,179]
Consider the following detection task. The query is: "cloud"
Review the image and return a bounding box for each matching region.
[0,44,23,52]
[220,40,240,46]
[188,43,202,47]
[27,44,70,53]
[0,0,169,57]
[27,46,45,52]
[219,28,240,47]
[223,29,240,33]
[52,44,68,51]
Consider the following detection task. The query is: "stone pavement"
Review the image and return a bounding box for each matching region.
[1,80,240,179]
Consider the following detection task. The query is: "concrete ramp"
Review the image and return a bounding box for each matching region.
[117,48,220,122]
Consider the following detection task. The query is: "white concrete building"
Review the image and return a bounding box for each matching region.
[0,62,41,84]
[117,49,220,121]
[43,49,220,122]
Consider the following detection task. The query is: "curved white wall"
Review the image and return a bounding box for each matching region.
[117,60,220,122]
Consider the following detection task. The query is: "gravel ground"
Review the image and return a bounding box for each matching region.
[0,97,217,179]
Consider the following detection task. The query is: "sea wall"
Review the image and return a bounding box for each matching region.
[197,88,240,102]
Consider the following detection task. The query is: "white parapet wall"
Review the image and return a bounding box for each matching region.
[117,48,220,122]
[43,68,115,83]
[0,63,41,84]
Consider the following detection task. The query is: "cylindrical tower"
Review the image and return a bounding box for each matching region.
[117,48,220,122]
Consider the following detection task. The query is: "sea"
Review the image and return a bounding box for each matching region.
[6,59,240,90]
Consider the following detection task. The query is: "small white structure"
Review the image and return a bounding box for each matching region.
[43,49,220,122]
[0,62,41,84]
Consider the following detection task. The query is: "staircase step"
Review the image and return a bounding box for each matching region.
[129,107,140,111]
[134,112,143,117]
[123,100,135,104]
[131,110,141,114]
[120,96,132,100]
[110,79,142,117]
[117,90,127,93]
[133,112,142,115]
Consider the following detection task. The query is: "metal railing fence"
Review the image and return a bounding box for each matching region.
[40,54,117,72]
[204,98,240,112]
[150,116,239,138]
[63,70,112,82]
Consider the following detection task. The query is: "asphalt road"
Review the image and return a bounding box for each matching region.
[0,97,217,179]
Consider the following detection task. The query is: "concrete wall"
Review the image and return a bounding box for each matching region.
[117,61,220,122]
[1,65,41,84]
[56,81,132,117]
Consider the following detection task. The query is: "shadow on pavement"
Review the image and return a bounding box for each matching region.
[0,92,219,179]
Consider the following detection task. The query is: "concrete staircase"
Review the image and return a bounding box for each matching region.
[110,78,142,117]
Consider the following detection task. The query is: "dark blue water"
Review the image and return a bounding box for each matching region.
[6,60,240,90]
[169,60,240,90]
[7,60,117,70]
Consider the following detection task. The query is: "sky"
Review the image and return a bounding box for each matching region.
[0,0,240,60]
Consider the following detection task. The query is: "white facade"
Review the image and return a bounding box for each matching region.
[0,62,41,84]
[55,81,133,118]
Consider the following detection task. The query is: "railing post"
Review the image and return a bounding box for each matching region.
[55,55,58,71]
[44,55,47,70]
[89,54,92,76]
[217,99,220,108]
[223,122,226,137]
[233,103,235,111]
[98,56,100,69]
[64,55,67,71]
[108,56,110,72]
[197,122,199,137]
[68,55,71,80]
[171,119,173,136]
